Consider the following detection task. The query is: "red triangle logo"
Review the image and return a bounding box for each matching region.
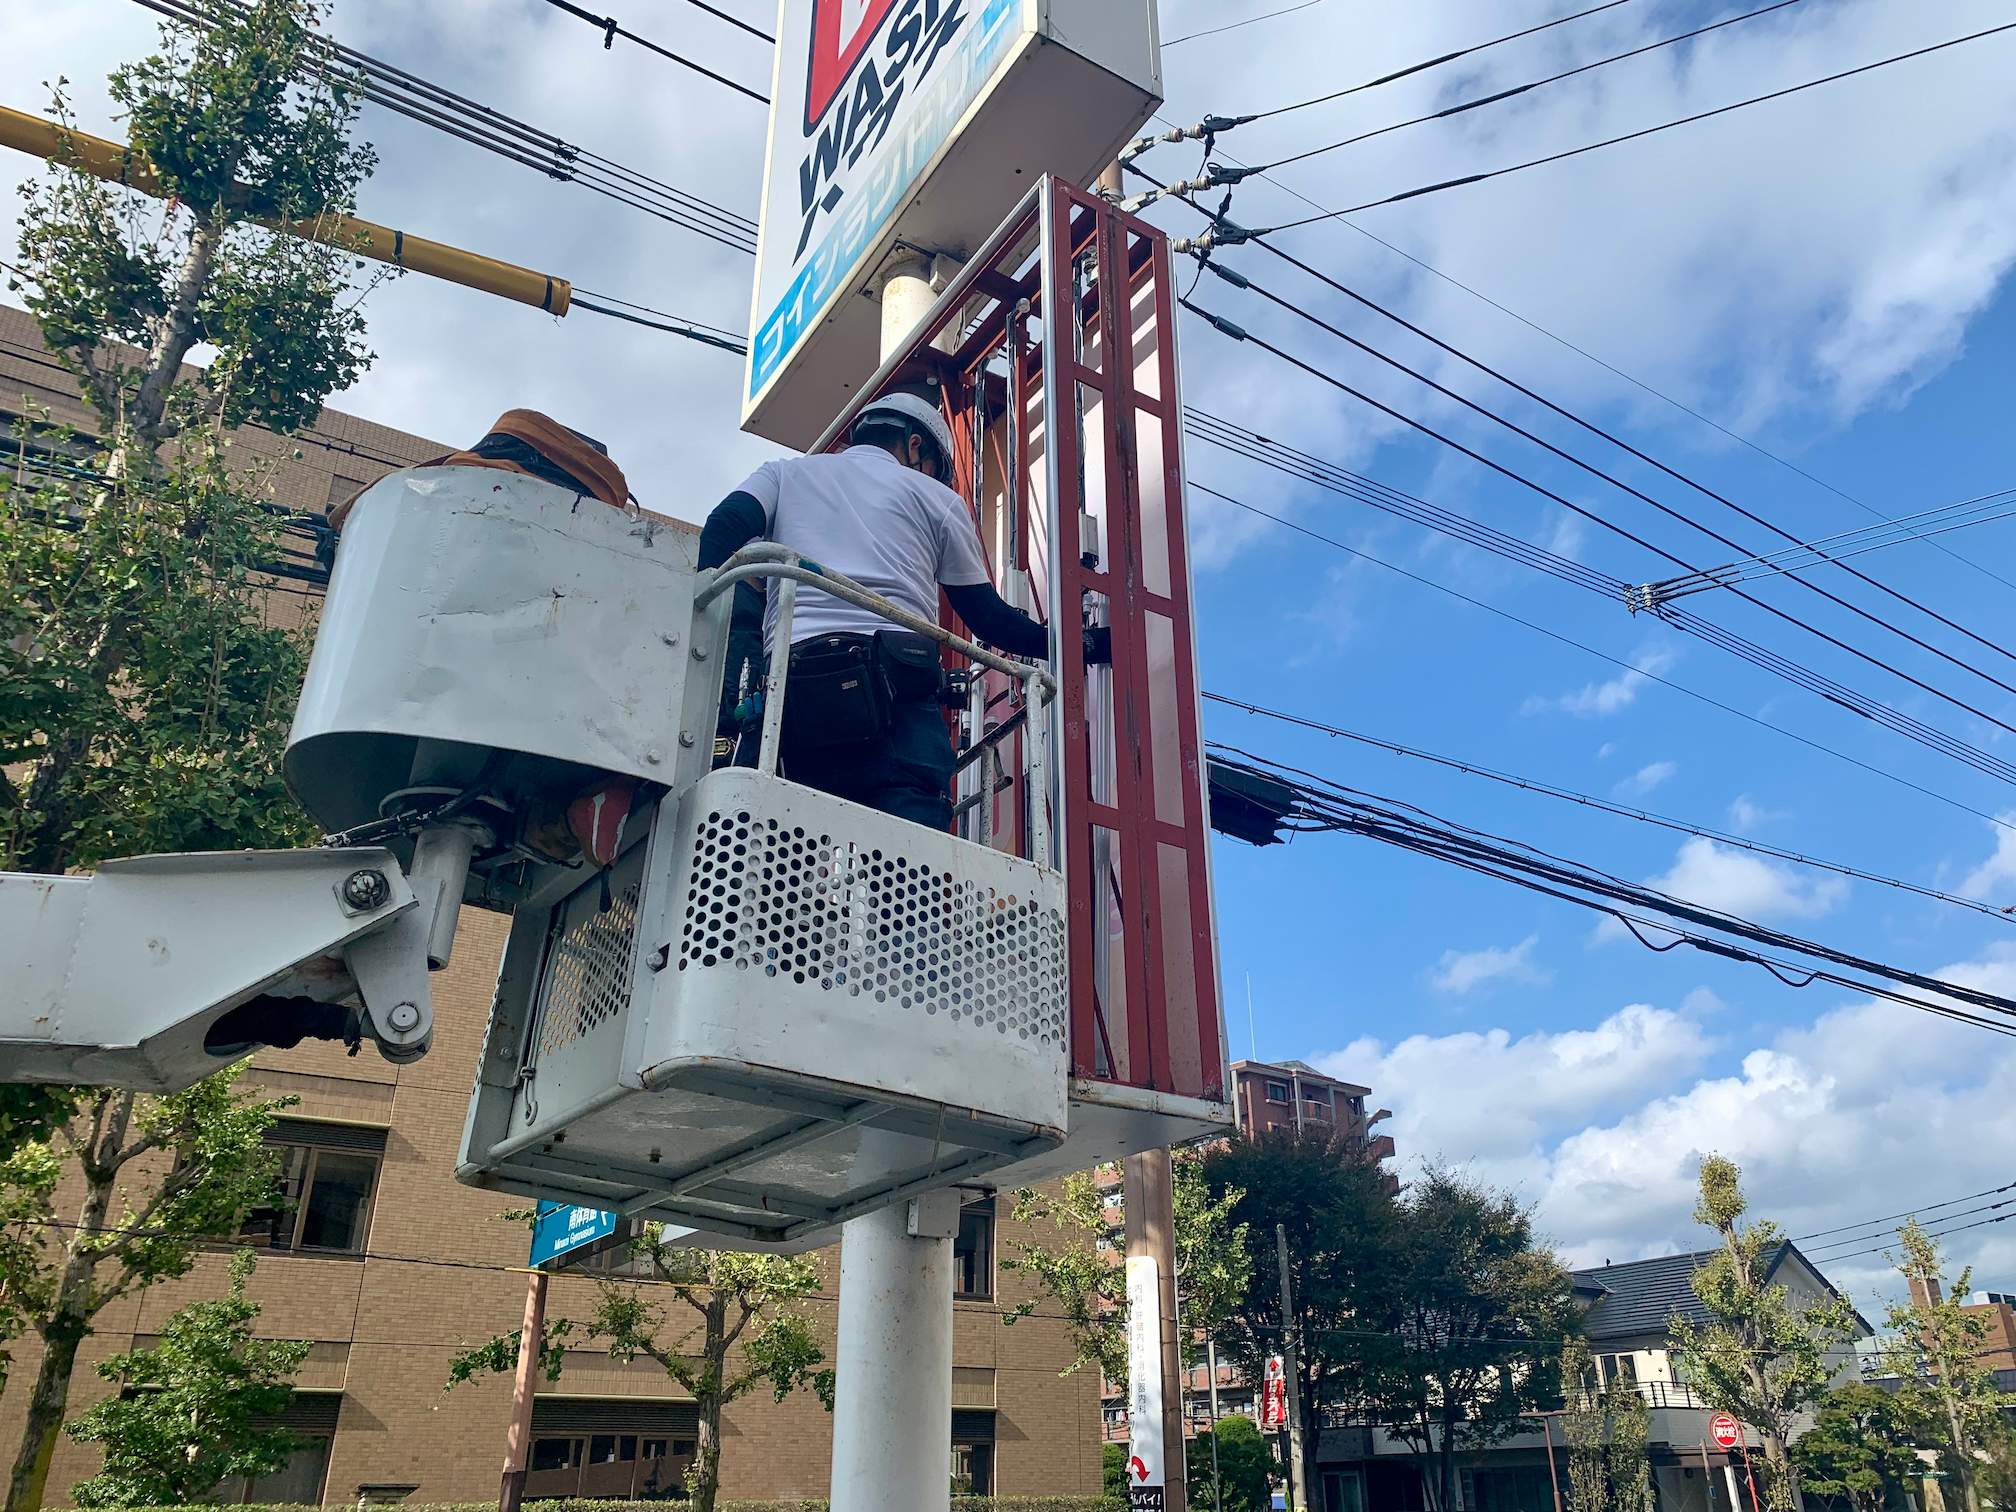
[805,0,896,133]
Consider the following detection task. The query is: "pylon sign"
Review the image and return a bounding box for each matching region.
[743,0,1165,448]
[1124,1254,1166,1510]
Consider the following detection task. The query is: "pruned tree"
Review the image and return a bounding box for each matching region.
[1562,1338,1609,1512]
[1371,1169,1579,1512]
[1884,1221,2004,1512]
[2,1069,291,1512]
[1606,1372,1652,1512]
[4,0,383,878]
[64,1249,310,1507]
[1790,1382,1924,1512]
[448,1231,832,1512]
[1002,1152,1251,1382]
[1670,1155,1861,1512]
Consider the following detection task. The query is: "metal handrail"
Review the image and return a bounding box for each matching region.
[695,544,1057,865]
[697,544,1057,696]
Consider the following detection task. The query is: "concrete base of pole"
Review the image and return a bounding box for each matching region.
[829,1196,954,1512]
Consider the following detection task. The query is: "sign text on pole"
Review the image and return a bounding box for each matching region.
[1711,1414,1742,1450]
[1124,1252,1166,1511]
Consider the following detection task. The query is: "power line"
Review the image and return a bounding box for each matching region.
[571,294,750,353]
[1198,692,2016,923]
[1638,491,2016,604]
[1795,1181,2016,1242]
[1139,124,2016,599]
[1165,1,1325,48]
[664,0,772,45]
[1258,19,2016,224]
[1179,301,2016,784]
[1806,1197,2016,1259]
[131,0,761,256]
[1238,0,1641,124]
[1250,0,1805,173]
[1212,228,2016,679]
[1208,746,2016,1038]
[1187,414,2016,789]
[536,0,771,104]
[1815,1210,2016,1267]
[1185,479,2016,835]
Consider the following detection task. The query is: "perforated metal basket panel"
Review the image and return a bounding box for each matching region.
[678,807,1066,1048]
[527,845,645,1093]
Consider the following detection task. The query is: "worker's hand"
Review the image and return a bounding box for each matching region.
[1083,625,1113,666]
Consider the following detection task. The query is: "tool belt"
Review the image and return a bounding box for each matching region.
[782,630,943,757]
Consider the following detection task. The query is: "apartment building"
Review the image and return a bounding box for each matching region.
[0,306,1103,1504]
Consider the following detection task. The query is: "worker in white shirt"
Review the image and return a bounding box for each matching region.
[698,386,1105,830]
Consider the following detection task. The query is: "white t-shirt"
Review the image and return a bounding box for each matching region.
[730,444,992,652]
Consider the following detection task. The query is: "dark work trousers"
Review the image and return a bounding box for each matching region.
[783,695,958,831]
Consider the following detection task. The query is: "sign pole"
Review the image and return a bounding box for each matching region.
[1124,1148,1185,1511]
[498,1267,548,1512]
[1535,1413,1564,1512]
[1276,1224,1311,1512]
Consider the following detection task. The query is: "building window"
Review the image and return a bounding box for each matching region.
[526,1402,698,1500]
[218,1391,340,1504]
[955,1197,995,1300]
[1598,1352,1639,1388]
[237,1120,385,1256]
[1265,1079,1290,1103]
[951,1441,994,1496]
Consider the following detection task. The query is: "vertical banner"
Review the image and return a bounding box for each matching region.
[1262,1355,1287,1430]
[1125,1254,1167,1511]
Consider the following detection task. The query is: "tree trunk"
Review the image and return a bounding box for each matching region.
[1941,1394,1980,1512]
[4,1095,125,1512]
[1437,1411,1459,1512]
[691,1395,722,1512]
[131,218,223,447]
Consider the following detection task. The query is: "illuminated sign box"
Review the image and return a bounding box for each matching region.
[743,0,1163,449]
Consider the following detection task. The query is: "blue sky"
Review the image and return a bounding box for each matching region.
[6,0,2016,1307]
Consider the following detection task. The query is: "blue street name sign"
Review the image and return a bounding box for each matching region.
[529,1201,618,1270]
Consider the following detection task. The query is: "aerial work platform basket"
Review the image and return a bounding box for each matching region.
[283,178,1230,1246]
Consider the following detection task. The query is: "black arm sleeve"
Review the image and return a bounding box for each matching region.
[699,492,769,734]
[698,490,767,570]
[944,581,1050,660]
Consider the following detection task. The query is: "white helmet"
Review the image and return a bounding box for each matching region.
[853,389,956,472]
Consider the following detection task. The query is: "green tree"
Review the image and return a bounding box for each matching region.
[1,1069,290,1512]
[63,1249,309,1507]
[1884,1222,2006,1512]
[0,1093,81,1167]
[1187,1413,1276,1512]
[448,1230,832,1512]
[1105,1441,1130,1501]
[1370,1169,1579,1512]
[4,0,380,877]
[1790,1382,1924,1512]
[1670,1155,1861,1512]
[1203,1126,1405,1503]
[1002,1151,1252,1381]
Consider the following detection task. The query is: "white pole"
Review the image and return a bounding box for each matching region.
[830,254,956,1512]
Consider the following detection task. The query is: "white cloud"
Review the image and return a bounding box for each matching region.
[1318,1003,1715,1194]
[1958,813,2016,902]
[1311,948,2016,1305]
[1596,742,1616,761]
[1614,760,1677,799]
[1524,647,1679,718]
[1727,796,1787,834]
[1596,838,1848,942]
[1428,934,1550,995]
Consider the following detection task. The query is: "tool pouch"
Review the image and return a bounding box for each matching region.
[782,634,889,755]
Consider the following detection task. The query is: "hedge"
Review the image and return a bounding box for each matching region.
[60,1500,1125,1512]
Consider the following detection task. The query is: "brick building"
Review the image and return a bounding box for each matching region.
[0,304,1103,1505]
